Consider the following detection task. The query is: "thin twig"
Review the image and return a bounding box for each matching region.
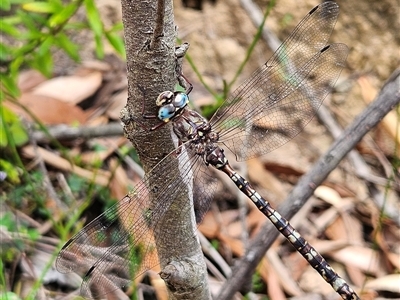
[239,0,281,52]
[28,124,65,211]
[317,102,400,226]
[241,0,399,223]
[31,123,124,143]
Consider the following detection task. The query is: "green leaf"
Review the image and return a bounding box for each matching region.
[104,31,125,58]
[10,0,33,4]
[22,1,62,13]
[27,228,40,240]
[0,105,28,148]
[84,0,103,59]
[0,292,21,300]
[37,35,54,57]
[48,0,63,8]
[0,74,20,98]
[10,56,24,73]
[0,43,12,62]
[30,50,53,77]
[94,34,104,59]
[1,15,22,26]
[49,2,79,27]
[0,0,11,11]
[109,22,123,32]
[17,10,41,33]
[0,121,6,147]
[65,20,86,30]
[10,121,29,147]
[0,21,21,36]
[54,32,80,61]
[84,0,102,36]
[0,159,21,184]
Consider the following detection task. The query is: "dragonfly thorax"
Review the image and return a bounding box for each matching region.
[172,108,220,154]
[156,91,189,122]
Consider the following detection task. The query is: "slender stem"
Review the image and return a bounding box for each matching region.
[226,0,276,93]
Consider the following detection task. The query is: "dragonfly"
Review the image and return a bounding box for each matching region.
[57,2,359,299]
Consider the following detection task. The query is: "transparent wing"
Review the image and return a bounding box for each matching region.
[56,144,218,299]
[210,2,348,160]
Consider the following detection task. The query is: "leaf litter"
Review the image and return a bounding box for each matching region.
[3,0,400,299]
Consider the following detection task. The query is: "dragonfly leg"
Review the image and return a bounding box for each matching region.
[120,104,150,131]
[175,42,192,94]
[178,72,193,95]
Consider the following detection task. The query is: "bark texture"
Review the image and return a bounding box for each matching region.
[120,1,210,299]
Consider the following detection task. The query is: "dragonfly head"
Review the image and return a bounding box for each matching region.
[156,91,189,122]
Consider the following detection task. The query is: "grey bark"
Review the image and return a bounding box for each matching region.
[119,0,210,299]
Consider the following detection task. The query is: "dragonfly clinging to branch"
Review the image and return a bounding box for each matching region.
[57,2,359,299]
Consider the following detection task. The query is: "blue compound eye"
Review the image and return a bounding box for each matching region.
[173,93,189,109]
[158,104,175,121]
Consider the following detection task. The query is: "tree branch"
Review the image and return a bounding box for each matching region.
[30,123,123,143]
[217,69,400,299]
[120,0,209,299]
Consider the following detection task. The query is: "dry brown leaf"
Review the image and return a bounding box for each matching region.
[307,239,352,254]
[199,212,219,238]
[364,274,400,294]
[218,234,243,256]
[254,110,286,131]
[109,158,129,200]
[219,209,240,228]
[118,200,159,290]
[387,251,400,270]
[374,222,400,270]
[315,186,357,210]
[260,258,287,300]
[259,135,313,176]
[313,206,340,231]
[208,278,234,300]
[283,250,309,282]
[262,160,304,177]
[358,76,377,103]
[32,71,103,104]
[8,93,87,125]
[21,145,110,186]
[325,212,363,243]
[81,60,112,72]
[246,208,266,236]
[298,265,335,296]
[266,250,303,297]
[323,182,356,198]
[257,256,270,290]
[225,220,243,239]
[85,114,109,126]
[358,75,400,149]
[247,157,286,200]
[314,185,342,207]
[346,263,367,289]
[106,89,128,120]
[80,137,126,164]
[329,245,383,275]
[149,271,168,300]
[18,69,47,92]
[200,209,245,256]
